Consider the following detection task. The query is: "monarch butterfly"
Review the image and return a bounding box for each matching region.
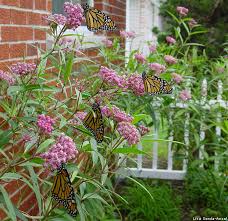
[52,163,77,217]
[83,102,104,143]
[82,3,117,32]
[142,72,172,95]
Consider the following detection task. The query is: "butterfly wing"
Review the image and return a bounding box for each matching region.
[83,7,116,32]
[161,80,173,94]
[83,103,104,143]
[52,164,77,217]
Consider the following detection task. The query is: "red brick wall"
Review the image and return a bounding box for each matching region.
[0,0,126,219]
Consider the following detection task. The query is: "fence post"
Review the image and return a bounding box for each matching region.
[167,111,174,170]
[152,112,159,170]
[137,142,143,170]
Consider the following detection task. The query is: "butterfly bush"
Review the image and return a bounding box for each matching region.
[135,53,146,64]
[166,36,176,44]
[64,2,84,30]
[0,70,15,85]
[176,6,189,16]
[11,62,36,76]
[101,105,133,123]
[179,90,192,101]
[117,122,140,145]
[172,73,183,84]
[99,66,127,88]
[149,63,166,75]
[164,55,177,65]
[37,114,55,134]
[40,134,78,170]
[127,74,145,96]
[138,125,150,136]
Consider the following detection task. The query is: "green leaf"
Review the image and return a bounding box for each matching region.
[113,147,147,155]
[0,172,22,180]
[0,185,17,221]
[82,193,108,205]
[132,114,149,124]
[64,52,74,82]
[37,139,55,153]
[0,130,13,148]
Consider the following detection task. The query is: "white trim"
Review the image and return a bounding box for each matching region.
[0,40,46,45]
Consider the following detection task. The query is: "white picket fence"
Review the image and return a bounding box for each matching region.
[120,79,227,180]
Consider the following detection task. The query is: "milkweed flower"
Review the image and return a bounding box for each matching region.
[40,134,78,170]
[176,6,189,16]
[172,73,183,84]
[138,125,150,136]
[101,105,133,123]
[120,30,136,39]
[70,112,87,126]
[127,74,145,96]
[102,39,113,47]
[64,2,84,30]
[37,114,55,134]
[99,66,127,88]
[149,63,166,75]
[179,90,191,101]
[22,134,32,142]
[164,55,177,65]
[166,36,176,45]
[135,53,146,64]
[188,18,197,28]
[117,122,140,145]
[44,14,67,26]
[0,70,15,85]
[149,44,157,53]
[10,62,36,76]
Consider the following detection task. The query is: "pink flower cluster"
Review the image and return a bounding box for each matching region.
[0,70,15,85]
[135,53,146,64]
[188,19,197,28]
[179,90,191,101]
[64,2,84,30]
[166,36,176,45]
[117,122,140,145]
[120,30,136,39]
[127,74,145,96]
[102,39,113,47]
[101,105,133,123]
[138,125,150,136]
[164,55,177,65]
[70,112,87,126]
[37,114,55,134]
[149,63,166,75]
[45,14,67,26]
[176,6,189,16]
[22,134,32,142]
[10,62,36,76]
[40,134,78,170]
[149,44,156,53]
[172,73,183,84]
[99,66,126,88]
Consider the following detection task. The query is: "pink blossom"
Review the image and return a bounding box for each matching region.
[117,122,140,145]
[22,134,31,142]
[134,53,146,64]
[166,36,176,45]
[188,19,197,28]
[164,55,177,65]
[149,44,156,53]
[127,74,145,96]
[179,90,191,101]
[99,66,127,88]
[101,105,133,123]
[70,112,87,126]
[37,114,55,134]
[59,36,74,46]
[64,2,84,30]
[172,73,183,84]
[10,62,36,76]
[44,14,67,26]
[176,6,189,16]
[217,67,224,73]
[120,30,136,39]
[138,125,150,136]
[102,39,113,47]
[149,63,166,75]
[40,134,78,170]
[0,70,15,85]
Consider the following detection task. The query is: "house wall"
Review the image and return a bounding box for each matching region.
[0,0,126,219]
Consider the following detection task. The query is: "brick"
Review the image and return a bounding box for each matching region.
[20,0,33,9]
[0,0,20,7]
[0,44,10,60]
[34,0,46,10]
[0,9,10,24]
[1,26,33,42]
[10,9,27,25]
[47,0,52,12]
[19,193,37,211]
[34,29,46,40]
[9,43,26,58]
[0,209,7,220]
[27,12,42,25]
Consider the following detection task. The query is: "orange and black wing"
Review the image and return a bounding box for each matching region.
[51,164,77,217]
